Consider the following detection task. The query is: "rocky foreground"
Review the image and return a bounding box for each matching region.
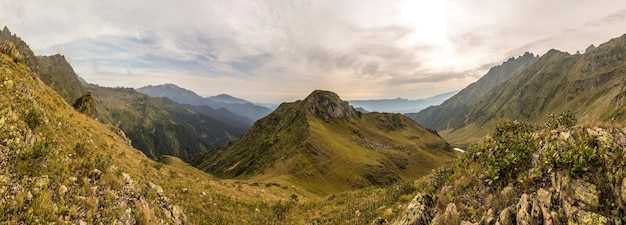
[395,115,626,224]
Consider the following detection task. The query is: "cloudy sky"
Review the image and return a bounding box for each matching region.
[2,0,626,103]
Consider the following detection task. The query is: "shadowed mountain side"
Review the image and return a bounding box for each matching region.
[86,84,246,161]
[182,104,253,129]
[192,90,456,194]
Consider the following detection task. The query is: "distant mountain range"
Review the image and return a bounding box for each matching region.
[349,91,459,113]
[192,90,456,194]
[137,84,273,123]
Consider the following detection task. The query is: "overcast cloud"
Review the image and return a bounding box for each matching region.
[1,0,625,102]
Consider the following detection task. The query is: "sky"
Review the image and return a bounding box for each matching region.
[1,0,626,103]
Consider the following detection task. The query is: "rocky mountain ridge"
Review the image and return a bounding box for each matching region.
[1,27,86,104]
[407,52,539,131]
[438,34,626,144]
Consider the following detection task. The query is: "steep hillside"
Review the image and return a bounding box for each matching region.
[34,54,87,104]
[0,40,188,223]
[407,52,538,131]
[86,84,246,161]
[193,90,456,194]
[138,83,272,121]
[441,34,626,144]
[0,27,86,104]
[349,90,459,113]
[394,115,626,224]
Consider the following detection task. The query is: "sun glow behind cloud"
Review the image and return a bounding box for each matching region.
[402,0,448,45]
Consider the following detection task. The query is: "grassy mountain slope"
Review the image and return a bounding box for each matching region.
[394,115,626,224]
[193,90,456,194]
[0,41,189,223]
[440,34,626,145]
[86,84,246,161]
[407,52,538,131]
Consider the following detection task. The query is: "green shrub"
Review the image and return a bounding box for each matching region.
[545,111,577,129]
[468,120,540,185]
[25,109,42,129]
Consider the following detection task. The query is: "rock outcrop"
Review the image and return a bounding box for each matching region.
[72,92,96,118]
[304,90,358,123]
[395,118,626,224]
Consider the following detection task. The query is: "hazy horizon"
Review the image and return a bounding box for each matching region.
[2,0,625,102]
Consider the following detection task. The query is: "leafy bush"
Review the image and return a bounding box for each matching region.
[272,200,293,220]
[468,120,540,185]
[543,128,603,176]
[25,108,42,129]
[545,111,577,129]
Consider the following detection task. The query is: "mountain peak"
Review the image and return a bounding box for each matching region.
[303,90,357,123]
[207,94,250,104]
[193,89,454,194]
[585,44,596,54]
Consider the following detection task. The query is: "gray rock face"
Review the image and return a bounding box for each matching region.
[304,90,357,123]
[394,194,435,225]
[0,40,23,62]
[73,92,97,118]
[585,44,596,54]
